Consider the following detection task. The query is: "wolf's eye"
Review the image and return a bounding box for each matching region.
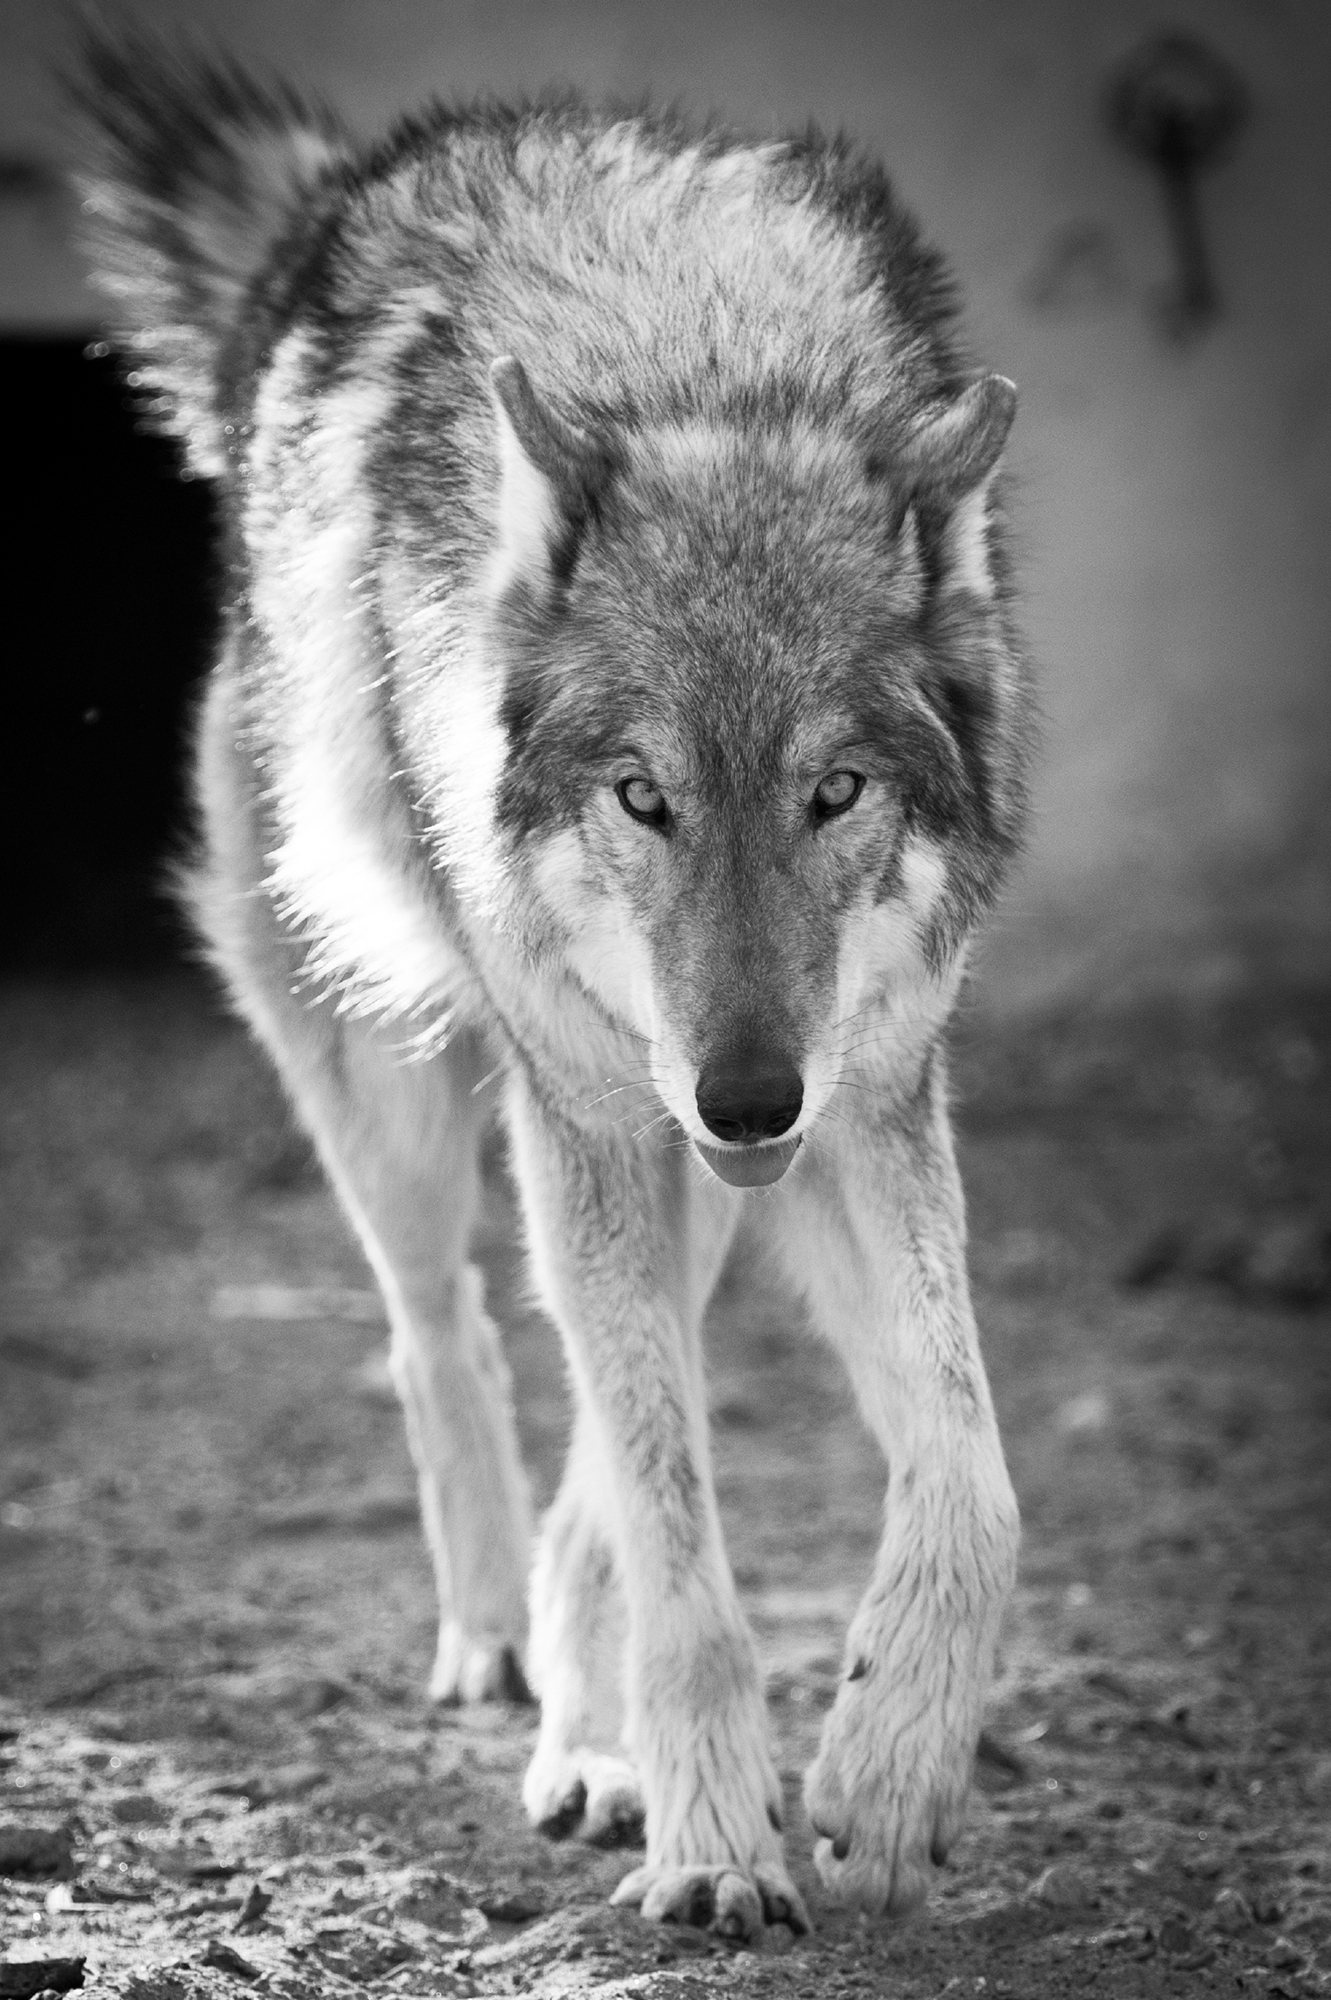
[617,776,669,829]
[813,770,864,820]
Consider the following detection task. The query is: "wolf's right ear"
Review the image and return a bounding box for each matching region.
[487,357,616,598]
[899,374,1017,599]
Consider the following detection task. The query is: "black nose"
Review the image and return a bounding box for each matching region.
[696,1054,804,1144]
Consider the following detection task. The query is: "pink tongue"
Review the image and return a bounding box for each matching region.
[695,1137,801,1188]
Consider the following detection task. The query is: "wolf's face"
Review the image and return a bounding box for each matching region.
[532,712,951,1185]
[483,371,1023,1185]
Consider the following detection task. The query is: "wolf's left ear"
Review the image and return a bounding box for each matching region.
[487,356,616,598]
[900,373,1017,599]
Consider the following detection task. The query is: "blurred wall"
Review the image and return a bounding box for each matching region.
[4,0,1328,1013]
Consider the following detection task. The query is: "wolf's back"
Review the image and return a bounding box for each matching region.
[72,39,967,494]
[72,33,351,476]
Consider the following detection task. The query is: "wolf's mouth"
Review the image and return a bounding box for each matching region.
[694,1136,802,1188]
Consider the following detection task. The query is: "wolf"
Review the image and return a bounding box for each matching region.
[73,32,1034,1938]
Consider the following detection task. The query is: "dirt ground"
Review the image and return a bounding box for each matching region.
[1,967,1328,1999]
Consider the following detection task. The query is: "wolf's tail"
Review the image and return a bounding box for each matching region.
[70,30,353,476]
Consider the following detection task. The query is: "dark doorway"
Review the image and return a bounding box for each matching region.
[5,338,217,968]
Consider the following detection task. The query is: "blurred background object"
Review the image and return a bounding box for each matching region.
[1105,28,1249,339]
[3,0,1328,1009]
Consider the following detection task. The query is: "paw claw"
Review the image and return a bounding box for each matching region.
[804,1649,978,1914]
[612,1862,801,1940]
[812,1834,931,1916]
[755,1868,812,1935]
[536,1778,587,1840]
[712,1870,763,1939]
[526,1750,645,1847]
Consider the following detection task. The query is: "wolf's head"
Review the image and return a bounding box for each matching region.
[464,359,1030,1185]
[67,41,1030,1181]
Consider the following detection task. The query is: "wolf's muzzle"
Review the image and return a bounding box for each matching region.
[692,1047,804,1186]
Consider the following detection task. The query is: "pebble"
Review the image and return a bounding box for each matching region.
[1211,1886,1253,1934]
[272,1674,350,1721]
[1157,1914,1195,1955]
[201,1939,259,1979]
[150,1846,235,1883]
[1269,1937,1305,1970]
[478,1886,545,1923]
[1030,1863,1096,1911]
[233,1881,273,1928]
[110,1793,166,1826]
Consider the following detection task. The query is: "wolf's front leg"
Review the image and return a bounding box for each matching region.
[778,1061,1020,1915]
[506,1079,808,1939]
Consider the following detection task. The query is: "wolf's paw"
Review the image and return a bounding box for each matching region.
[523,1748,646,1848]
[803,1673,971,1916]
[429,1627,532,1706]
[611,1861,809,1939]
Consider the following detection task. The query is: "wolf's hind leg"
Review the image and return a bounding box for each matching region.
[523,1411,644,1846]
[228,987,533,1700]
[191,674,531,1699]
[307,1020,533,1703]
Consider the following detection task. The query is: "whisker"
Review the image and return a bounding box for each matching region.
[580,1073,657,1111]
[830,1079,900,1101]
[631,1108,676,1144]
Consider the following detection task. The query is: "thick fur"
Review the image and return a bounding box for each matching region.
[74,33,1034,1936]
